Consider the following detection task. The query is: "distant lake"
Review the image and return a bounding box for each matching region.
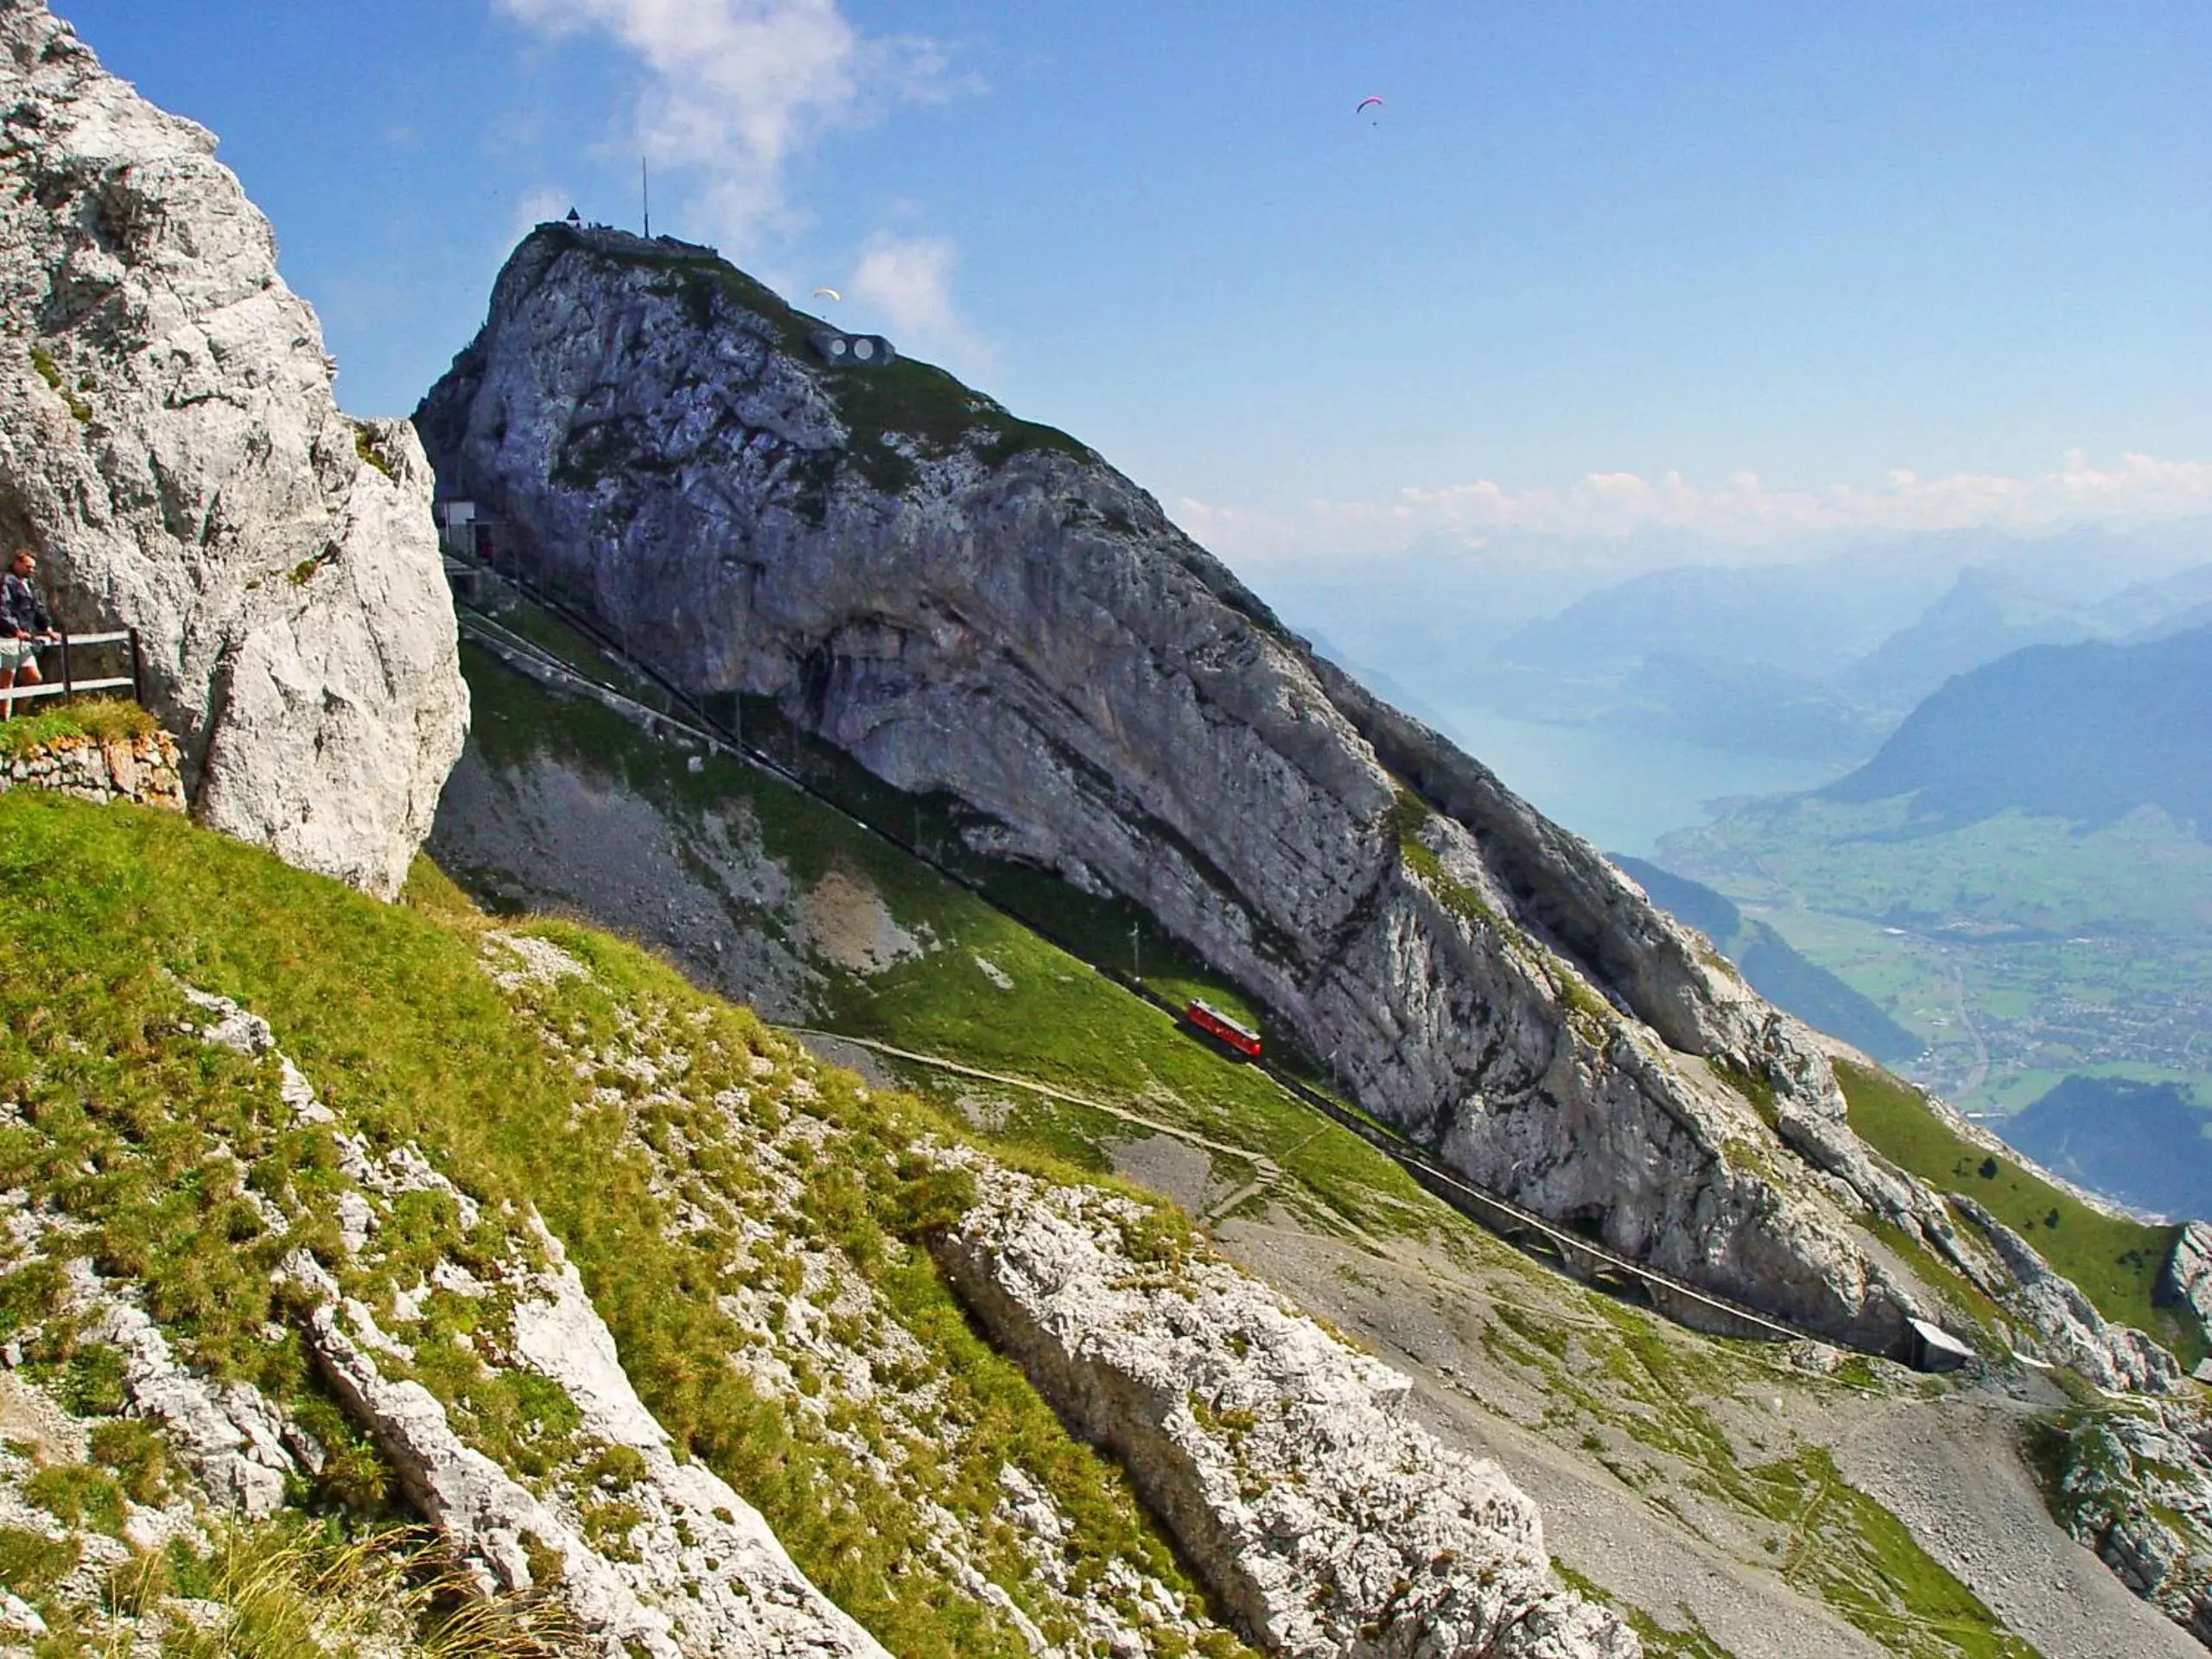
[1424,702,1851,856]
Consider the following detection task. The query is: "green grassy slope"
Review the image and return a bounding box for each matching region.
[0,790,1245,1659]
[1833,1060,2199,1367]
[457,636,1410,1238]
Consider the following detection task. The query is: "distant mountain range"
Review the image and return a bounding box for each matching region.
[1495,556,1938,679]
[1263,526,2212,769]
[1651,618,2212,1207]
[1826,623,2212,835]
[1529,556,2212,767]
[1831,566,2105,712]
[1610,855,1920,1064]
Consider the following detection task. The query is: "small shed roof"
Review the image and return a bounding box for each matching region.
[1907,1317,1975,1362]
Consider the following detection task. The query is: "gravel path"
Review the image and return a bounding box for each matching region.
[1218,1217,1891,1659]
[1433,1386,1891,1659]
[1831,1394,2203,1659]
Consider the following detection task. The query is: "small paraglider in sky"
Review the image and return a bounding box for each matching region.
[812,286,842,302]
[1355,95,1384,123]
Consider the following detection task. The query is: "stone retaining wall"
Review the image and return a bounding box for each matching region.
[1,732,185,810]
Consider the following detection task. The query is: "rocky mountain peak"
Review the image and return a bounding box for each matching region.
[417,223,1981,1358]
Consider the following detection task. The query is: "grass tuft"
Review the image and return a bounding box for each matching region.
[353,424,395,480]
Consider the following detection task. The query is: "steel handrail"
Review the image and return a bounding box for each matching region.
[3,626,144,709]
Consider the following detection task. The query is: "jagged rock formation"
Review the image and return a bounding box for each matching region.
[2043,1402,2212,1647]
[1950,1195,2183,1394]
[938,1165,1639,1658]
[3,972,899,1656]
[0,0,464,896]
[200,980,896,1658]
[2165,1223,2212,1371]
[420,223,1944,1354]
[71,1258,296,1517]
[297,1242,894,1659]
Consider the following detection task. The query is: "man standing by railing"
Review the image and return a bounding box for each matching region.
[2,547,60,720]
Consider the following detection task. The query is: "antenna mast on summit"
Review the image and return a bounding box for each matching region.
[641,157,651,238]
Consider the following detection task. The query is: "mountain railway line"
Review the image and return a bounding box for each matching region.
[770,1025,1305,1232]
[450,564,1870,1362]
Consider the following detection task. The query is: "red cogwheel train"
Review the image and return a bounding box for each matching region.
[1183,999,1262,1059]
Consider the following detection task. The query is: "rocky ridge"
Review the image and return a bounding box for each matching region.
[0,0,464,896]
[1951,1195,2183,1395]
[122,977,892,1656]
[2165,1222,2212,1374]
[416,222,2049,1359]
[2041,1401,2212,1646]
[937,1166,1637,1658]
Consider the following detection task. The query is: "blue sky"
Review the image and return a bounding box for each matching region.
[56,0,2212,568]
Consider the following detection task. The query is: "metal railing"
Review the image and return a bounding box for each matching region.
[2,628,144,715]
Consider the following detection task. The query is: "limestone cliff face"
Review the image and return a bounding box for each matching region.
[0,1,465,896]
[421,224,1923,1351]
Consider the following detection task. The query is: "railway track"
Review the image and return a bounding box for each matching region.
[450,563,1859,1357]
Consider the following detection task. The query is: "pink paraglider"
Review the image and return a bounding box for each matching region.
[1355,95,1384,116]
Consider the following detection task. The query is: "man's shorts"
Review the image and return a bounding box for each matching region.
[0,638,41,672]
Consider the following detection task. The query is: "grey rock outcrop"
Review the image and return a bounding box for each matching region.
[2044,1404,2212,1647]
[297,1266,696,1659]
[167,975,888,1657]
[2163,1222,2212,1358]
[1953,1195,2182,1394]
[935,1162,1639,1658]
[506,1226,896,1659]
[72,1264,298,1517]
[420,223,1923,1351]
[4,1187,301,1525]
[0,1,465,896]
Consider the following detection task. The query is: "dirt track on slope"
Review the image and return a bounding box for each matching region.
[1216,1212,2202,1659]
[1831,1395,2202,1659]
[1217,1215,1891,1659]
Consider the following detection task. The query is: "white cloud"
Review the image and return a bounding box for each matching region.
[494,0,954,250]
[510,186,574,241]
[1179,452,2212,564]
[845,231,990,372]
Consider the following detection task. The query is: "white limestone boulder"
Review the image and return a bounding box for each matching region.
[935,1162,1641,1659]
[0,1,465,895]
